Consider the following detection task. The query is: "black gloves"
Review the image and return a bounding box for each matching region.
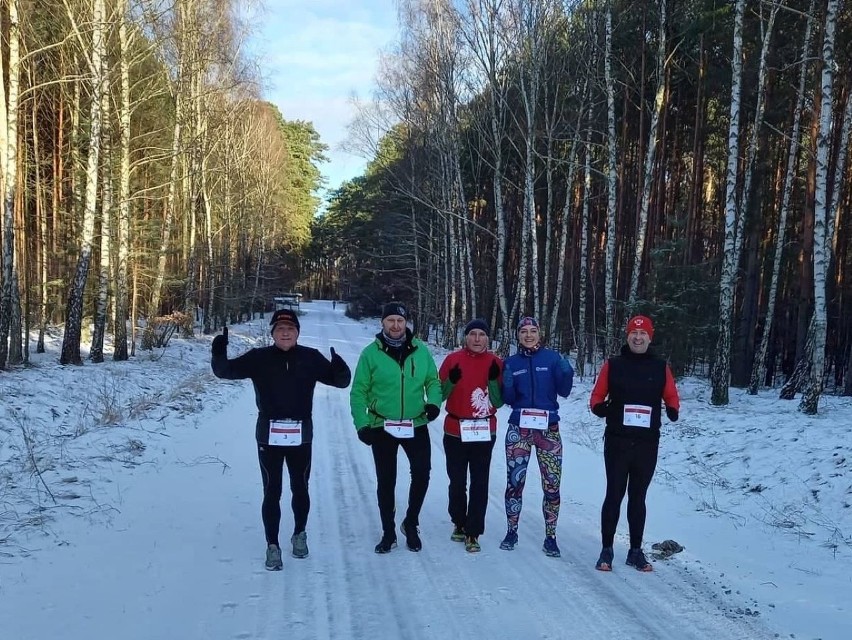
[212,326,228,356]
[357,429,376,446]
[488,361,501,381]
[448,364,462,384]
[666,406,679,422]
[424,404,440,421]
[591,401,609,418]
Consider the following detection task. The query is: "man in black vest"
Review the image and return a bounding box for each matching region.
[589,315,680,572]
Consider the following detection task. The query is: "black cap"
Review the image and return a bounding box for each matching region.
[269,309,300,332]
[464,318,490,336]
[381,302,408,321]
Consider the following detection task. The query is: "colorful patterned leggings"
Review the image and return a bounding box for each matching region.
[504,424,562,538]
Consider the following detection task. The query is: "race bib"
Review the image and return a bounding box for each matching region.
[519,408,549,430]
[459,418,491,443]
[623,405,652,428]
[384,419,414,439]
[269,420,302,446]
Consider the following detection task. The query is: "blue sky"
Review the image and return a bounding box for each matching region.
[248,0,398,201]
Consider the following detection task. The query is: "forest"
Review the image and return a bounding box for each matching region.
[1,0,850,414]
[304,0,852,411]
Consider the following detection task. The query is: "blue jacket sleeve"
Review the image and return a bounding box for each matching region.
[501,360,517,406]
[556,356,574,398]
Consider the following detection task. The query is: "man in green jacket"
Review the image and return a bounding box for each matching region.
[350,302,442,553]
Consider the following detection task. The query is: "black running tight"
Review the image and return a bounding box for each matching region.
[600,436,658,549]
[257,442,312,546]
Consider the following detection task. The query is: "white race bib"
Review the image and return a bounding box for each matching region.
[459,418,491,443]
[269,420,302,446]
[623,405,652,428]
[519,408,549,430]
[384,419,414,439]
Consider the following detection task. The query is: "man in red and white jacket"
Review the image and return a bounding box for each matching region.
[438,319,503,553]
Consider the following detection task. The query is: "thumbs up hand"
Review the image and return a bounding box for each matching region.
[212,326,228,356]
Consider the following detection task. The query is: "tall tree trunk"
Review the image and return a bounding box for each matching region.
[710,0,745,405]
[627,0,666,310]
[113,0,132,361]
[577,101,593,373]
[750,1,814,394]
[90,142,112,362]
[61,0,107,365]
[604,6,619,354]
[800,0,840,414]
[0,0,21,369]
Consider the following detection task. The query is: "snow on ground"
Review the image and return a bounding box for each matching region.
[0,300,849,639]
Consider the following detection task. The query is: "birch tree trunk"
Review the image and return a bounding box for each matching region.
[710,0,745,405]
[577,101,593,373]
[604,5,618,354]
[61,0,108,365]
[0,0,21,369]
[461,0,511,345]
[151,0,188,317]
[90,141,112,362]
[113,1,132,361]
[800,0,840,415]
[627,0,666,310]
[749,1,814,394]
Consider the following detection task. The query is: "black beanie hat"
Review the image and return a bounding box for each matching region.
[463,318,490,336]
[269,309,300,333]
[381,302,408,321]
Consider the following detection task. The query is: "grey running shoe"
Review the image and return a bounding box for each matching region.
[265,544,283,571]
[291,531,309,559]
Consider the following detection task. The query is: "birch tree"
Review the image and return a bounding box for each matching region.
[627,0,666,310]
[749,0,814,394]
[710,0,745,405]
[0,0,22,369]
[113,0,132,360]
[60,0,107,365]
[604,4,618,353]
[800,0,840,414]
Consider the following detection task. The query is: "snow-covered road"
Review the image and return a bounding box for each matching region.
[0,303,790,639]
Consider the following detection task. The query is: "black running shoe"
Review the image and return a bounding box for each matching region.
[595,546,614,571]
[626,547,653,572]
[401,520,422,552]
[374,532,397,554]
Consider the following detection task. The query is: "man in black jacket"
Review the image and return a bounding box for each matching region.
[211,309,351,571]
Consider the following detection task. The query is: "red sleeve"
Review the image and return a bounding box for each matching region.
[663,365,680,410]
[589,361,610,408]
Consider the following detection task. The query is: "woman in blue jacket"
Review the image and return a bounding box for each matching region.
[499,317,574,557]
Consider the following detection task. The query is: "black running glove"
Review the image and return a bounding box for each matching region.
[448,364,462,384]
[488,361,501,381]
[666,406,679,422]
[591,401,609,418]
[212,326,228,356]
[424,404,440,422]
[357,429,376,446]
